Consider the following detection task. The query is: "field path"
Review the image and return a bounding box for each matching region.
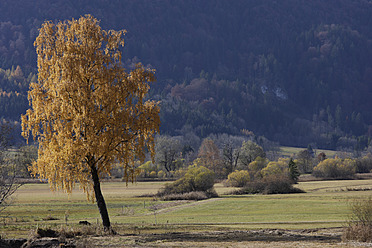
[144,198,222,216]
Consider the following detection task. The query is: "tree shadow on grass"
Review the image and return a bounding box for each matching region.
[138,229,341,244]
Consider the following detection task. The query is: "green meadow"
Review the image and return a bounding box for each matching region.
[1,179,372,238]
[279,146,338,158]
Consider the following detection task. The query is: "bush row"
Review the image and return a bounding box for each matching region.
[230,175,304,195]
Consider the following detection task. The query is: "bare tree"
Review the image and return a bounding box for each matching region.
[296,149,314,173]
[155,135,183,174]
[222,142,240,175]
[0,121,22,212]
[0,167,22,212]
[238,141,266,169]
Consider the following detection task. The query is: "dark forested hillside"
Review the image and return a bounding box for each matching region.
[1,0,372,149]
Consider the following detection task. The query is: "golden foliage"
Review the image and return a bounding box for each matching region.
[313,157,356,178]
[260,158,290,178]
[21,15,160,199]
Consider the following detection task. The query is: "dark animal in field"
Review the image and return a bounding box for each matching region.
[78,221,91,225]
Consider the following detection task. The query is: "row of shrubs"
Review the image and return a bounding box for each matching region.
[157,157,303,200]
[156,155,366,201]
[224,157,300,186]
[230,175,304,195]
[112,152,372,182]
[313,157,356,179]
[225,156,360,186]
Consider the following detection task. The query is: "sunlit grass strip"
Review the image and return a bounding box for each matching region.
[279,146,338,158]
[3,179,372,237]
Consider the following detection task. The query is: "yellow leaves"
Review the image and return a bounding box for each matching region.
[22,15,160,199]
[313,157,356,178]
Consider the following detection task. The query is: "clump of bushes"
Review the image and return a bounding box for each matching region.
[226,157,304,194]
[355,154,372,173]
[157,166,217,200]
[226,170,250,187]
[312,157,356,179]
[232,175,304,195]
[343,197,372,242]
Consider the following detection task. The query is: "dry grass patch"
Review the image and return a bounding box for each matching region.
[343,197,372,242]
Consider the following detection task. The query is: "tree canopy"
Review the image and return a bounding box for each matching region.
[21,15,160,230]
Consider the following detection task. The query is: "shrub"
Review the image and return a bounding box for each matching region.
[355,154,372,173]
[261,162,283,178]
[174,168,186,178]
[158,166,216,198]
[231,175,304,195]
[138,161,156,178]
[343,197,372,242]
[247,157,268,179]
[343,224,372,242]
[161,177,191,195]
[226,170,250,187]
[260,158,289,179]
[160,191,209,201]
[157,170,166,178]
[313,157,356,179]
[191,166,215,192]
[149,171,157,178]
[262,175,304,194]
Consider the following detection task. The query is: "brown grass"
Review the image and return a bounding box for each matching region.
[342,197,372,242]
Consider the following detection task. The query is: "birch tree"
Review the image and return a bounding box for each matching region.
[21,15,160,231]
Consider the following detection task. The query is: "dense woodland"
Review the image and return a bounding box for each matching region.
[1,0,372,151]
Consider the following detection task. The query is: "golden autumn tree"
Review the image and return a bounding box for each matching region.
[21,15,160,231]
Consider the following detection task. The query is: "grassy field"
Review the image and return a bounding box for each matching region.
[279,146,339,158]
[1,179,372,240]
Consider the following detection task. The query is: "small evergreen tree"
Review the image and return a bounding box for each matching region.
[288,158,300,183]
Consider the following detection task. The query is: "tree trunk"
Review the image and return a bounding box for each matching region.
[90,162,111,231]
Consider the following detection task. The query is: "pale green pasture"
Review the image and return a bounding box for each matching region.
[297,179,372,193]
[6,181,164,223]
[2,179,372,237]
[117,192,351,228]
[280,146,338,158]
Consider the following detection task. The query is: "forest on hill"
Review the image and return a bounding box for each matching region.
[1,0,372,150]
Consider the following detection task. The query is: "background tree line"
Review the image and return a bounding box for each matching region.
[130,134,372,182]
[1,0,372,150]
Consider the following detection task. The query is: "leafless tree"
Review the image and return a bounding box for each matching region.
[0,121,22,212]
[0,167,22,212]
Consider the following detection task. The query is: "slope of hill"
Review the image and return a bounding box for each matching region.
[1,0,372,149]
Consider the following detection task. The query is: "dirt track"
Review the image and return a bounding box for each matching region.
[146,198,222,215]
[12,227,372,247]
[30,228,370,248]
